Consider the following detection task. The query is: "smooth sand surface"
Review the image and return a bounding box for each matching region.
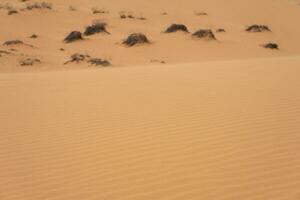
[1,56,300,199]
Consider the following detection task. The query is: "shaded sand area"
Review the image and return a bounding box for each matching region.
[1,56,300,199]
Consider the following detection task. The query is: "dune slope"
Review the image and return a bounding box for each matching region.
[1,56,300,200]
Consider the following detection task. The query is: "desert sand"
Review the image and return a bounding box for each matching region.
[1,0,300,200]
[0,0,300,71]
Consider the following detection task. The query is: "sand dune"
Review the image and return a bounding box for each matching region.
[1,56,300,199]
[1,0,300,71]
[1,0,300,199]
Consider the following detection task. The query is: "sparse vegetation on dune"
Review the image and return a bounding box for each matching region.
[64,53,90,64]
[165,24,189,33]
[89,58,111,66]
[192,29,216,40]
[25,2,52,10]
[119,11,146,20]
[194,11,208,16]
[84,23,110,36]
[246,24,271,32]
[91,7,109,14]
[64,31,83,43]
[30,34,38,39]
[3,40,23,46]
[0,1,52,15]
[1,0,300,198]
[20,57,41,66]
[263,43,279,50]
[216,28,226,33]
[64,53,110,66]
[150,59,166,64]
[0,0,287,71]
[8,9,18,15]
[123,33,150,47]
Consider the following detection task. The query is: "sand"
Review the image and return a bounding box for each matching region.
[1,56,300,199]
[0,0,300,71]
[1,0,300,199]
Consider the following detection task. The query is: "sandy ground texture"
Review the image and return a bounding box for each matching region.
[1,0,300,200]
[1,56,300,199]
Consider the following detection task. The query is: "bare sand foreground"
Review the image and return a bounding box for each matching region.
[1,57,300,199]
[1,0,300,199]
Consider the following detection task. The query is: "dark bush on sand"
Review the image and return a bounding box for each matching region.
[65,53,90,64]
[192,29,216,40]
[26,2,52,10]
[30,34,38,39]
[216,28,226,33]
[3,40,23,45]
[89,58,110,66]
[165,24,189,33]
[8,9,18,15]
[84,23,110,36]
[195,11,208,16]
[263,43,279,50]
[123,33,150,47]
[64,31,83,43]
[92,8,109,14]
[64,53,110,66]
[20,58,41,66]
[246,25,271,32]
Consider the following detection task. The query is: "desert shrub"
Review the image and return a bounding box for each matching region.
[192,29,216,40]
[165,24,189,33]
[3,40,23,45]
[263,43,279,49]
[64,31,83,43]
[246,25,271,32]
[123,33,150,46]
[84,23,110,36]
